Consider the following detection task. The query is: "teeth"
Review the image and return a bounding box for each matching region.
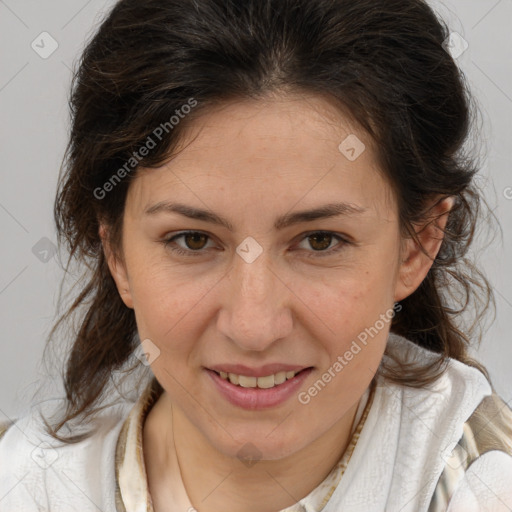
[274,371,287,385]
[219,370,301,388]
[238,375,257,388]
[257,374,275,389]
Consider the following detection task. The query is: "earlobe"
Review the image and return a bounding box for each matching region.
[99,223,134,309]
[394,196,454,303]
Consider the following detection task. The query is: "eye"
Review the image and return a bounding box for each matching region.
[294,231,350,257]
[161,230,351,258]
[162,231,216,256]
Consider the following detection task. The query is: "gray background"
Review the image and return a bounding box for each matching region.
[0,0,511,419]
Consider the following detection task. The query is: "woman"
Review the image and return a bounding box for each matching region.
[1,0,511,510]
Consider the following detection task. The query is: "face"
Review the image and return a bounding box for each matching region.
[104,93,442,461]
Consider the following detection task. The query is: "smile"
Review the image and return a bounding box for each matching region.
[216,370,301,389]
[206,367,313,410]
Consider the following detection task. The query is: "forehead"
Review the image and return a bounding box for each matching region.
[126,94,396,220]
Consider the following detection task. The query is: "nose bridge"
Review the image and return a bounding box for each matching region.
[217,250,292,351]
[238,252,272,302]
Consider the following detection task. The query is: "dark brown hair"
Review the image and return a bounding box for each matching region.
[44,0,498,442]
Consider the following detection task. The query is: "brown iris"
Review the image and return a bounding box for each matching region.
[307,232,332,251]
[184,232,209,250]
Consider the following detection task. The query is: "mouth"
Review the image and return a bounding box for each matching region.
[205,366,314,410]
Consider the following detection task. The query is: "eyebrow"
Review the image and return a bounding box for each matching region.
[144,201,367,230]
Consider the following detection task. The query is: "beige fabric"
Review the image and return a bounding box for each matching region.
[428,392,512,512]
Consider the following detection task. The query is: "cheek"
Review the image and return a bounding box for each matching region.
[291,269,395,379]
[298,281,391,409]
[296,266,396,333]
[127,258,219,346]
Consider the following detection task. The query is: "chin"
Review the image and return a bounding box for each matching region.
[209,427,307,462]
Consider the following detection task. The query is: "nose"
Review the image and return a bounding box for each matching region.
[216,249,293,352]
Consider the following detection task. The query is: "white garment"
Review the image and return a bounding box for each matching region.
[0,333,511,511]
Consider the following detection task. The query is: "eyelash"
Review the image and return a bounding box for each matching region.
[161,230,351,258]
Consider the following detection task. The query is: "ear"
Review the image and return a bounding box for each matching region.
[99,223,134,309]
[394,196,454,303]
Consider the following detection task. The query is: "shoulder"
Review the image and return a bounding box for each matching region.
[429,392,512,512]
[380,334,512,510]
[0,398,133,510]
[321,335,499,511]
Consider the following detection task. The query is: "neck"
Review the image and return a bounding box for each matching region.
[144,391,365,512]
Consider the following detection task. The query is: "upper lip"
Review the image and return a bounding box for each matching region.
[207,364,310,377]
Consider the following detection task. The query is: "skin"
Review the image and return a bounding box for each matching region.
[102,93,453,512]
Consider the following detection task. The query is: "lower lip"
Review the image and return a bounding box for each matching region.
[206,368,313,410]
